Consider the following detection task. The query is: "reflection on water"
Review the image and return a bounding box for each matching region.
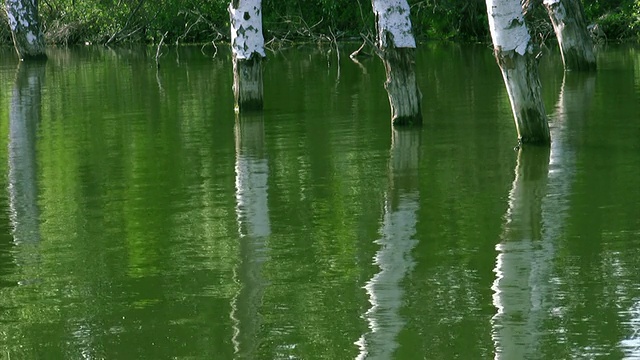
[0,44,639,359]
[492,146,551,359]
[492,70,622,359]
[8,62,43,246]
[232,113,271,359]
[621,299,640,357]
[8,61,45,290]
[356,129,420,359]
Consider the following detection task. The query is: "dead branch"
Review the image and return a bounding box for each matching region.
[106,0,146,45]
[155,30,167,69]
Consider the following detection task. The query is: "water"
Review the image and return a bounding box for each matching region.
[0,42,639,359]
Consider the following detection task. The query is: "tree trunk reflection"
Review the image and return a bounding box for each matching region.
[231,113,271,358]
[356,128,420,359]
[492,72,596,359]
[8,61,45,287]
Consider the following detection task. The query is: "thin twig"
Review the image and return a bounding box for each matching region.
[201,33,221,58]
[155,31,168,69]
[106,0,146,44]
[360,32,383,57]
[329,27,340,80]
[350,40,367,59]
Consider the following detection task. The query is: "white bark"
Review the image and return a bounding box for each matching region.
[372,0,422,125]
[230,0,265,111]
[229,0,265,60]
[372,0,416,48]
[543,0,596,71]
[4,0,46,59]
[486,0,531,55]
[486,0,550,144]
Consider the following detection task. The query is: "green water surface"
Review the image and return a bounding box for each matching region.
[0,43,639,359]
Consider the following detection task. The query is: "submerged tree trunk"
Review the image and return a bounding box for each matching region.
[543,0,596,71]
[229,0,265,112]
[372,0,422,126]
[4,0,47,59]
[486,0,550,145]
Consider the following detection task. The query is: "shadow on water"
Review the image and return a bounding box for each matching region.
[232,113,271,359]
[492,71,605,359]
[356,128,420,359]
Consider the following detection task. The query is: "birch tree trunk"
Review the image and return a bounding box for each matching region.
[229,0,265,112]
[544,0,596,71]
[372,0,422,126]
[486,0,550,144]
[4,0,47,59]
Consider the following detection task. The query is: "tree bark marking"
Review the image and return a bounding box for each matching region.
[486,0,531,56]
[486,0,550,144]
[229,1,265,60]
[5,0,47,58]
[544,0,596,71]
[372,0,416,48]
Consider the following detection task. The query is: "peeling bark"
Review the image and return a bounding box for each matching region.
[543,0,596,71]
[372,0,422,126]
[486,0,550,144]
[229,0,265,112]
[4,0,47,59]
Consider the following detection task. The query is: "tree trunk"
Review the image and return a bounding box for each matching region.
[372,0,422,126]
[229,0,265,112]
[232,56,264,112]
[486,0,550,145]
[544,0,596,71]
[4,0,47,59]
